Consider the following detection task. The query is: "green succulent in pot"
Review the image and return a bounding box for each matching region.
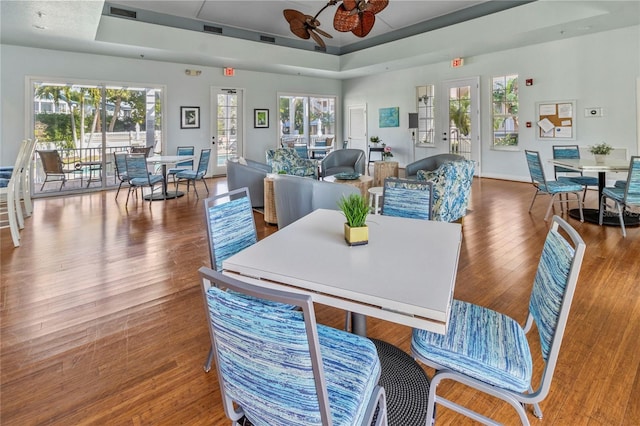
[338,194,369,246]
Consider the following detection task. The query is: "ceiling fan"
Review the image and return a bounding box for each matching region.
[284,0,389,48]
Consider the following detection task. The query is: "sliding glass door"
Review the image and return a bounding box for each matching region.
[31,78,164,195]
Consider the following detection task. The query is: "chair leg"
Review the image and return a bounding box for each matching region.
[599,194,606,226]
[202,177,209,194]
[576,193,584,222]
[204,345,214,372]
[616,201,626,237]
[544,194,557,221]
[115,181,123,198]
[528,190,539,212]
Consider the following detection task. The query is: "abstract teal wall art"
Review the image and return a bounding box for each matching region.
[379,107,399,127]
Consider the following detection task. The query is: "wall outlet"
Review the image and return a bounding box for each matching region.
[585,107,603,117]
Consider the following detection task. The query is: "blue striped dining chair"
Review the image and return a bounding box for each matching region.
[175,148,211,198]
[599,156,640,237]
[125,153,165,204]
[525,150,584,222]
[166,145,194,183]
[411,215,586,425]
[381,177,433,220]
[202,187,295,373]
[200,267,388,426]
[552,145,598,201]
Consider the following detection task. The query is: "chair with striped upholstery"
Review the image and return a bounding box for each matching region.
[552,145,598,201]
[381,177,433,220]
[166,145,195,183]
[175,148,211,198]
[524,150,584,222]
[202,187,256,372]
[200,267,388,426]
[411,215,586,425]
[599,156,640,237]
[125,154,165,204]
[202,187,295,372]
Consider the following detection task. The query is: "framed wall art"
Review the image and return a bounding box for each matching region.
[379,107,399,128]
[254,109,269,128]
[180,106,200,129]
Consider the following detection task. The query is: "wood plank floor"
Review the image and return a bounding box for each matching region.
[2,177,639,425]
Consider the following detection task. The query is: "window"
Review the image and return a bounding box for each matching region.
[31,79,163,194]
[492,75,518,147]
[278,94,336,146]
[416,85,435,145]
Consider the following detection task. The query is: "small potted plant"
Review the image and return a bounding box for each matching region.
[590,142,613,163]
[369,136,381,146]
[338,194,369,246]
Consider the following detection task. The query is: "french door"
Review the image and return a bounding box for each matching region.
[440,77,480,174]
[347,104,367,152]
[211,87,243,176]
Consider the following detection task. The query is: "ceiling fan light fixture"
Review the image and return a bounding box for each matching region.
[284,0,388,48]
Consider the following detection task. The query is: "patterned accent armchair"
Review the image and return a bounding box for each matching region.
[405,153,465,179]
[266,148,318,179]
[416,159,475,222]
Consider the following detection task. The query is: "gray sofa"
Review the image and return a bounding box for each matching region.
[272,174,360,229]
[405,153,465,179]
[320,149,366,178]
[226,158,272,208]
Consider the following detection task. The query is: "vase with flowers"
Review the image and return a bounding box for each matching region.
[590,142,612,163]
[382,144,393,161]
[369,136,381,146]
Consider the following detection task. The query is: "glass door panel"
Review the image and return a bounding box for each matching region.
[212,88,242,176]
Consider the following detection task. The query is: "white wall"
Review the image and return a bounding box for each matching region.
[343,25,640,181]
[2,24,638,183]
[0,45,342,168]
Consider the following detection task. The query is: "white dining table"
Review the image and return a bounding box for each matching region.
[145,155,194,200]
[550,157,636,225]
[223,208,463,336]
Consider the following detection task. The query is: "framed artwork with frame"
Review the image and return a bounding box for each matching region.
[254,109,269,128]
[180,106,200,129]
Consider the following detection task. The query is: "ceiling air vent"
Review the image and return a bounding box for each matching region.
[260,35,276,44]
[110,7,137,19]
[204,25,223,34]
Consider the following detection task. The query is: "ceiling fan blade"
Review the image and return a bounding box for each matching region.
[314,26,333,39]
[310,30,326,48]
[284,9,312,40]
[283,9,306,23]
[291,20,311,39]
[351,11,375,37]
[333,5,359,32]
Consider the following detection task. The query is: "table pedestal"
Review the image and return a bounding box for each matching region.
[371,338,430,426]
[374,161,399,187]
[569,208,640,226]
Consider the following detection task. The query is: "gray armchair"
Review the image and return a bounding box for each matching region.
[226,158,272,208]
[320,149,366,179]
[272,174,359,229]
[405,153,464,179]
